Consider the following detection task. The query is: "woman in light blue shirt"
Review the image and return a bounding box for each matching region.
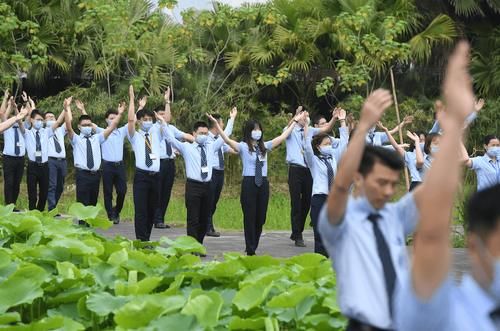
[463,134,500,191]
[207,111,306,255]
[303,124,337,257]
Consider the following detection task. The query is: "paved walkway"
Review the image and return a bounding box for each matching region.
[97,222,470,280]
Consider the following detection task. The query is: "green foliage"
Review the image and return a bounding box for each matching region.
[0,203,346,329]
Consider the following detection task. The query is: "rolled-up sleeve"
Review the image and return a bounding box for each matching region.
[318,203,348,248]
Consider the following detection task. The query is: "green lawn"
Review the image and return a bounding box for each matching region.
[1,180,297,231]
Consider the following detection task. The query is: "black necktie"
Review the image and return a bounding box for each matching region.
[85,137,94,170]
[165,139,172,157]
[300,128,307,165]
[490,307,500,327]
[35,131,42,163]
[145,133,152,168]
[369,132,375,145]
[367,213,397,317]
[255,147,263,187]
[53,134,62,153]
[200,145,207,180]
[14,128,20,156]
[218,148,224,169]
[320,156,334,188]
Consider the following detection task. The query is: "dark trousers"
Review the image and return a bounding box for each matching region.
[240,177,269,255]
[133,169,159,241]
[409,181,421,192]
[288,166,312,240]
[102,161,127,220]
[207,169,224,231]
[48,158,67,210]
[185,180,212,244]
[310,194,329,257]
[75,169,101,206]
[2,156,24,206]
[347,319,393,331]
[27,161,49,211]
[154,159,176,224]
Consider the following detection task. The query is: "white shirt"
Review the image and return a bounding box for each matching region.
[71,133,105,171]
[101,125,128,162]
[23,127,55,163]
[2,125,26,157]
[48,126,67,158]
[128,125,165,172]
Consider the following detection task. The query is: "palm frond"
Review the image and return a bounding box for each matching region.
[449,0,484,16]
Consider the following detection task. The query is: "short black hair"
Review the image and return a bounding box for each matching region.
[466,184,500,239]
[208,114,222,129]
[483,134,499,146]
[44,111,55,118]
[358,145,404,176]
[104,108,118,119]
[312,114,326,126]
[30,109,44,119]
[193,121,208,132]
[79,114,92,123]
[136,109,154,121]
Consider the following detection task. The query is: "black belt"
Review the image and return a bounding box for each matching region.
[347,319,393,331]
[187,178,210,185]
[212,168,224,173]
[3,155,24,159]
[49,157,65,161]
[28,160,47,166]
[135,168,159,176]
[160,158,175,162]
[289,163,307,168]
[243,176,268,179]
[103,160,123,166]
[77,168,100,175]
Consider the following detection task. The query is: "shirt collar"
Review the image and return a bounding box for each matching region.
[460,274,497,318]
[483,154,497,163]
[351,195,380,215]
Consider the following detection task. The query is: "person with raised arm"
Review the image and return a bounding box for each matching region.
[365,115,413,146]
[312,107,350,162]
[462,134,500,192]
[66,97,124,223]
[394,41,499,331]
[207,111,307,256]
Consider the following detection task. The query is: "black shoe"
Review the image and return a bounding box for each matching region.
[295,239,306,247]
[112,218,120,225]
[13,208,21,213]
[78,220,90,227]
[246,251,256,256]
[191,252,207,257]
[154,223,170,229]
[206,230,220,237]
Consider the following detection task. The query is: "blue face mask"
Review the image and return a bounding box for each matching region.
[106,119,112,127]
[141,121,153,132]
[251,130,262,141]
[196,134,208,145]
[33,120,43,130]
[45,120,55,128]
[487,146,500,159]
[319,146,334,156]
[80,126,92,136]
[430,145,439,155]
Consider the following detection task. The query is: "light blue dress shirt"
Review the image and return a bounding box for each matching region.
[331,127,349,162]
[318,193,419,329]
[165,125,225,182]
[395,274,498,331]
[128,125,165,172]
[208,118,234,170]
[48,126,67,158]
[470,154,500,191]
[419,153,433,179]
[429,111,478,134]
[2,125,26,157]
[101,125,128,162]
[304,134,337,196]
[158,124,184,159]
[285,126,320,167]
[238,141,274,177]
[366,131,389,146]
[404,151,422,182]
[71,133,105,171]
[23,127,55,163]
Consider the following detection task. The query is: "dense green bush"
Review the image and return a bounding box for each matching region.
[0,204,346,330]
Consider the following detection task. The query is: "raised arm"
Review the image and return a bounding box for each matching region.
[326,89,393,225]
[64,97,75,140]
[407,131,424,168]
[0,90,9,121]
[224,107,237,136]
[75,99,88,115]
[388,115,413,135]
[102,102,125,139]
[285,106,303,128]
[51,109,66,131]
[127,85,136,137]
[0,106,28,133]
[137,96,147,113]
[378,121,405,157]
[206,113,240,153]
[270,111,306,149]
[303,123,315,167]
[318,107,339,134]
[411,41,474,299]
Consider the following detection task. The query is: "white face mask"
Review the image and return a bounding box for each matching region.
[430,145,439,155]
[195,134,208,145]
[45,120,55,127]
[486,146,500,159]
[33,120,43,130]
[141,121,153,132]
[251,130,262,141]
[106,119,112,126]
[80,126,92,136]
[319,146,334,156]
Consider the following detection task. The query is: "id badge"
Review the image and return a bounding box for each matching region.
[201,166,209,174]
[16,142,22,147]
[35,151,42,157]
[149,153,157,160]
[258,154,267,162]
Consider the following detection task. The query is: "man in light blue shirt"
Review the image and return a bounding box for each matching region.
[365,116,412,147]
[205,107,237,237]
[464,134,500,191]
[318,87,451,330]
[164,116,225,246]
[45,110,68,212]
[0,97,29,209]
[23,108,65,211]
[65,97,123,224]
